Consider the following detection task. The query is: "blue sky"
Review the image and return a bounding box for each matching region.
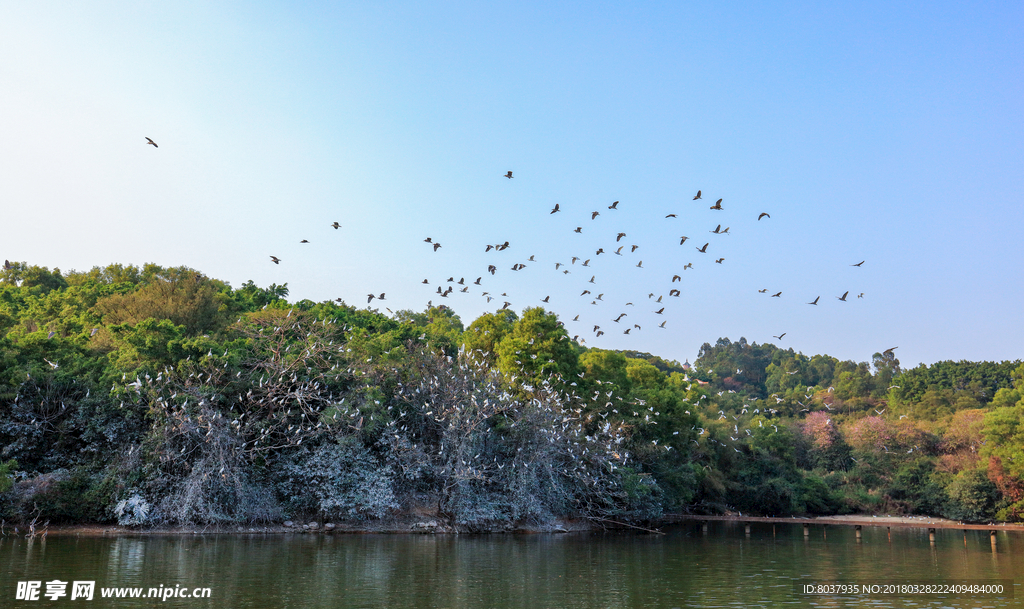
[1,1,1021,369]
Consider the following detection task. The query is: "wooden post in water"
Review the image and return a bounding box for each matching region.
[744,523,751,536]
[701,521,708,535]
[803,524,809,538]
[990,530,997,552]
[928,528,936,544]
[887,527,891,543]
[964,530,968,548]
[855,525,862,542]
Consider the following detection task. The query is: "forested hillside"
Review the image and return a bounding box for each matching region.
[1,262,1021,528]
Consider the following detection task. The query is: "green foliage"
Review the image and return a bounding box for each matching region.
[942,468,998,522]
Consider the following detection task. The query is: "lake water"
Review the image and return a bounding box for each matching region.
[1,522,1019,608]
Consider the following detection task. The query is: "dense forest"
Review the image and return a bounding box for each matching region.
[1,261,1022,529]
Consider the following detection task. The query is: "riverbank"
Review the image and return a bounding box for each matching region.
[21,513,1024,537]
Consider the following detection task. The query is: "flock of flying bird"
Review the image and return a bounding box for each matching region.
[134,140,867,349]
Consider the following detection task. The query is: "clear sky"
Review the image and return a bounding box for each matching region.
[1,1,1021,369]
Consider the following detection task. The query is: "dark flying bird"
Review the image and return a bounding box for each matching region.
[613,313,626,322]
[758,212,770,220]
[711,224,722,234]
[616,232,626,242]
[574,227,583,233]
[672,275,681,282]
[679,236,689,245]
[631,244,639,252]
[808,296,819,305]
[504,171,513,179]
[433,243,442,251]
[636,261,643,268]
[693,190,702,200]
[614,246,624,255]
[145,137,158,147]
[710,199,723,210]
[654,307,664,314]
[332,222,341,229]
[669,289,680,297]
[771,292,782,297]
[883,346,898,354]
[609,201,619,209]
[837,291,849,301]
[773,333,786,340]
[696,243,709,253]
[592,211,600,220]
[300,239,309,243]
[550,204,560,214]
[270,256,281,264]
[852,261,865,267]
[665,214,677,218]
[715,258,724,264]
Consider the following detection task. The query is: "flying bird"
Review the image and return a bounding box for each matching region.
[592,211,600,220]
[808,296,819,305]
[433,243,442,251]
[631,245,639,252]
[851,261,865,267]
[669,289,680,297]
[758,212,770,220]
[771,292,782,297]
[696,243,709,253]
[504,171,513,179]
[636,261,643,268]
[614,246,624,255]
[616,232,626,242]
[550,204,560,214]
[672,275,681,282]
[679,236,689,245]
[270,256,281,264]
[758,288,768,293]
[574,227,583,233]
[665,214,677,218]
[715,258,724,264]
[773,333,786,340]
[711,225,722,234]
[837,291,849,301]
[300,239,309,243]
[608,201,619,209]
[145,137,158,147]
[331,222,341,229]
[710,199,723,210]
[693,190,702,200]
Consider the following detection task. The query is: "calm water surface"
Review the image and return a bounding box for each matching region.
[1,522,1019,608]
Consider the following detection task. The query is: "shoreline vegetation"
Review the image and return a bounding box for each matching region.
[2,262,1023,534]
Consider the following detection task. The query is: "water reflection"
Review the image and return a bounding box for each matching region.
[0,524,1019,608]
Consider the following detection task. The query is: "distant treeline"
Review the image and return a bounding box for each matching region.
[0,261,1022,528]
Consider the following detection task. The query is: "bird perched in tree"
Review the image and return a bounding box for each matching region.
[693,190,702,200]
[3,260,11,270]
[550,204,560,214]
[710,199,723,210]
[808,296,819,305]
[504,171,513,179]
[758,212,770,220]
[332,222,341,229]
[145,137,158,147]
[609,201,619,209]
[837,291,849,301]
[270,256,281,264]
[696,243,709,253]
